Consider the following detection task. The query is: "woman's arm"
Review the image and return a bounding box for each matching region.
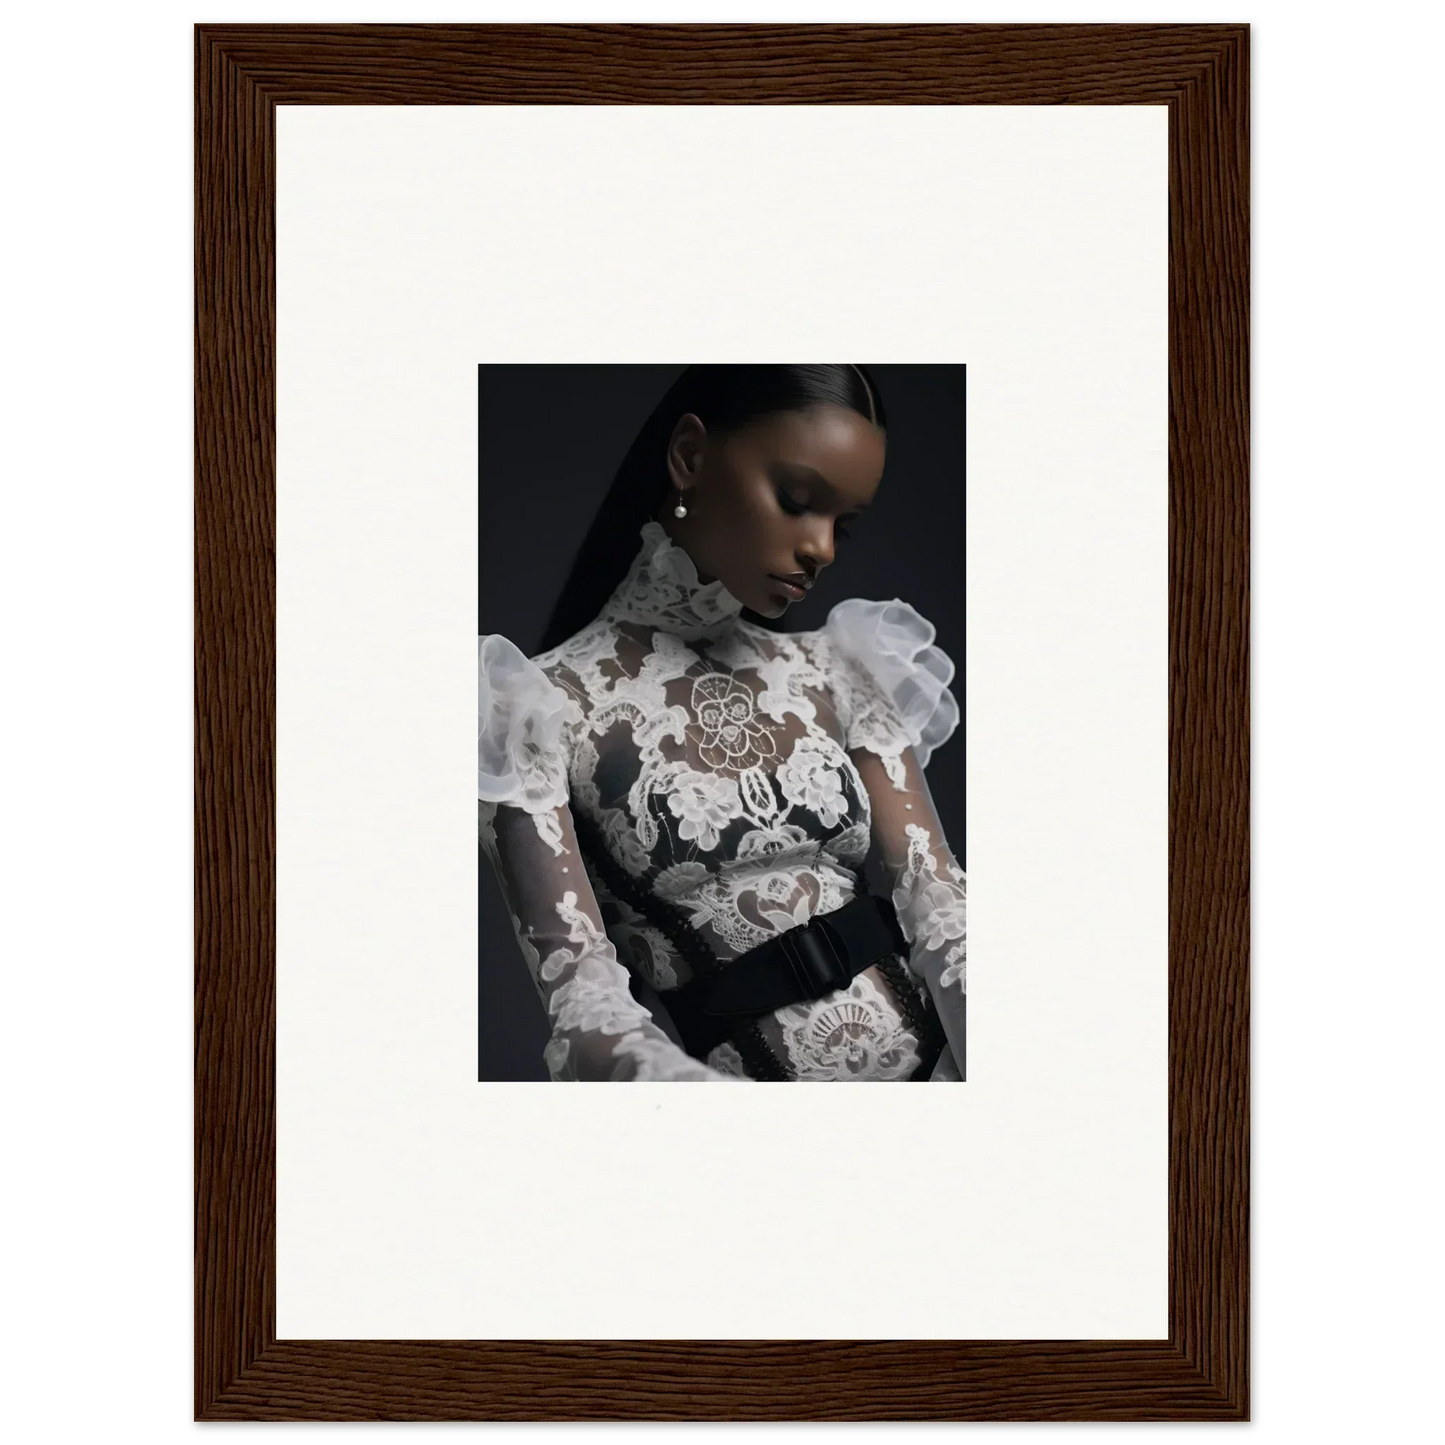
[817,598,966,1078]
[482,795,733,1081]
[479,631,731,1081]
[849,744,967,1077]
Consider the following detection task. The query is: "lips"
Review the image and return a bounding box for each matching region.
[769,574,812,600]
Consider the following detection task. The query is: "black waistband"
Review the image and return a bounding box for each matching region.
[571,805,947,1079]
[658,892,909,1062]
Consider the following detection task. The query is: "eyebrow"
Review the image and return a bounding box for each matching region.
[776,463,871,513]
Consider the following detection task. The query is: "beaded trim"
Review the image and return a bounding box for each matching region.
[731,1022,792,1082]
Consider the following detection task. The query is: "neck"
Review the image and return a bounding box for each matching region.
[598,520,745,641]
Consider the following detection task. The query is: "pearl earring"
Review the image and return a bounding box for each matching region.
[673,497,688,519]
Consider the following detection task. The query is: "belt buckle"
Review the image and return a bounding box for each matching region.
[780,917,849,998]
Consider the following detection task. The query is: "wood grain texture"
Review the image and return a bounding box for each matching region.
[195,22,1248,1422]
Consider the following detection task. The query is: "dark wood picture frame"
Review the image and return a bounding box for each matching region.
[196,22,1248,1421]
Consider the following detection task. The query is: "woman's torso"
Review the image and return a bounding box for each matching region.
[533,614,933,1081]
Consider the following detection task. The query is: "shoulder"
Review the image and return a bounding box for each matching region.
[795,597,952,681]
[528,616,620,690]
[478,632,573,710]
[806,598,960,767]
[477,632,586,811]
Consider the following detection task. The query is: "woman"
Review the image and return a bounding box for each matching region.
[478,365,966,1081]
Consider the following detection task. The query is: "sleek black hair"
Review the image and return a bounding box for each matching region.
[535,364,887,655]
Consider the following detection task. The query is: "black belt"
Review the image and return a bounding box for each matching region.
[658,892,909,1062]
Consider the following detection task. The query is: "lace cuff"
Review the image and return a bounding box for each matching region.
[478,634,580,813]
[823,598,960,770]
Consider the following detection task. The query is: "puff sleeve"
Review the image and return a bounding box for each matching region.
[822,601,967,1080]
[478,634,732,1082]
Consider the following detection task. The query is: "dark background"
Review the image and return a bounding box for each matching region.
[479,365,966,1080]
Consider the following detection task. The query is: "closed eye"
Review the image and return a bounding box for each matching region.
[777,487,857,541]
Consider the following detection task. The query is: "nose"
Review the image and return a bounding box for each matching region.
[797,517,835,574]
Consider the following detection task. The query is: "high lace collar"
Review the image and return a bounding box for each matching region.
[597,520,746,641]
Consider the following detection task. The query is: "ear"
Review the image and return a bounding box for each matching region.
[666,412,708,491]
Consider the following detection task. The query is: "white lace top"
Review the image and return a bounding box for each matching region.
[478,519,967,1081]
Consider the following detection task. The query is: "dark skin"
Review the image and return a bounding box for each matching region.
[652,404,886,617]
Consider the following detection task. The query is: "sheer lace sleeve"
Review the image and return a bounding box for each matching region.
[478,635,733,1082]
[822,602,967,1079]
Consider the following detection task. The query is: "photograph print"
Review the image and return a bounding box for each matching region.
[478,364,966,1082]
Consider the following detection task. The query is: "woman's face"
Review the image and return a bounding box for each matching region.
[657,404,886,617]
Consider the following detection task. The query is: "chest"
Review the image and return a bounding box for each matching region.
[567,642,871,879]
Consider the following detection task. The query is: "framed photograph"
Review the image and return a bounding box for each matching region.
[196,22,1248,1420]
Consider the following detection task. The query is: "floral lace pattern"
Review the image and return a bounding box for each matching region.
[479,519,966,1081]
[774,971,922,1081]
